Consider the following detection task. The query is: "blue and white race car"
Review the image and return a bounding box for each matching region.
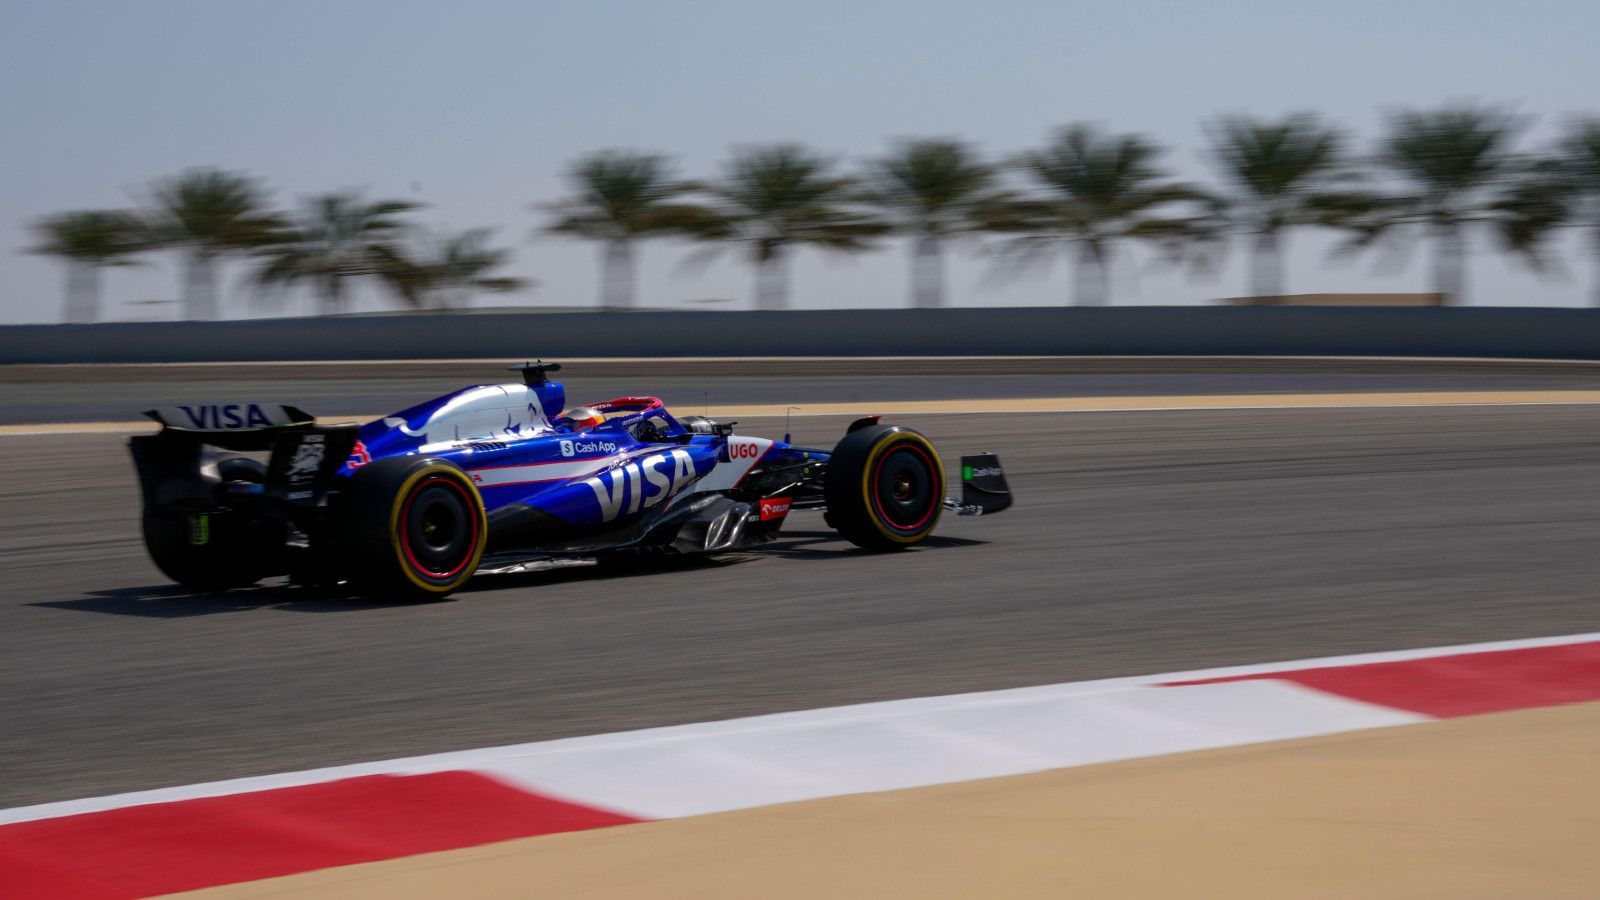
[129,362,1011,600]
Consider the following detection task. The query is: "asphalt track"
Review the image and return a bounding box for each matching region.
[4,386,1600,810]
[6,356,1600,424]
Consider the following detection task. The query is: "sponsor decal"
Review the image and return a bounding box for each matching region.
[759,497,792,522]
[562,439,618,458]
[187,513,210,546]
[583,448,697,522]
[728,440,764,461]
[347,440,372,470]
[965,465,1004,480]
[285,436,325,479]
[176,403,275,430]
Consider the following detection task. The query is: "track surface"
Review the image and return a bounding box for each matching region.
[6,357,1600,424]
[3,400,1600,809]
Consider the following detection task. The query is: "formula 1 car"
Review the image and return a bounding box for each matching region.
[128,363,1012,600]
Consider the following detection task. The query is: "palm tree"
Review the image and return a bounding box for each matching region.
[145,168,287,319]
[384,229,528,309]
[989,124,1209,306]
[701,144,888,310]
[540,151,717,309]
[1205,113,1363,298]
[1344,105,1533,305]
[256,192,421,315]
[865,138,997,308]
[28,210,149,322]
[1542,119,1600,305]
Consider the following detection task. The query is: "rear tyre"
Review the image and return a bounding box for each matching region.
[336,457,487,601]
[824,425,944,551]
[141,457,279,590]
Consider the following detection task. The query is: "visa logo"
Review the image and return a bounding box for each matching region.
[179,404,274,430]
[583,449,697,522]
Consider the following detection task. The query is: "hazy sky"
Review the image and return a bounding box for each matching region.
[3,0,1597,323]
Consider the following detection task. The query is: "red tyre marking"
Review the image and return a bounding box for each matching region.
[398,476,479,579]
[869,442,938,532]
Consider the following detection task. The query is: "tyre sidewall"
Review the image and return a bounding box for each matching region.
[336,456,487,601]
[824,425,945,551]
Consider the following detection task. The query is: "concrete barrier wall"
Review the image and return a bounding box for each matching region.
[2,307,1598,363]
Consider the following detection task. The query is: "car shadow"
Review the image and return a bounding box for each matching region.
[30,584,405,619]
[467,529,989,592]
[763,529,988,559]
[460,553,755,595]
[36,531,989,617]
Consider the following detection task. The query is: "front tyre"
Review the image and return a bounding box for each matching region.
[337,457,487,601]
[824,425,944,551]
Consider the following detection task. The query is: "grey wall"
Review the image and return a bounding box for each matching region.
[4,307,1599,363]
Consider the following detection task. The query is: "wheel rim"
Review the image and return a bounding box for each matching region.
[870,442,938,532]
[398,476,479,580]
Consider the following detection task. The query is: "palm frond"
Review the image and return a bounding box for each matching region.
[865,137,997,237]
[380,228,530,308]
[703,144,888,258]
[29,210,151,264]
[249,191,424,310]
[145,168,289,254]
[1493,172,1571,272]
[540,150,712,241]
[989,123,1211,301]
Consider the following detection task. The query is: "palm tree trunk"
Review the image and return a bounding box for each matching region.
[1592,226,1600,308]
[600,240,636,309]
[1434,224,1466,305]
[1250,230,1285,299]
[62,262,101,323]
[182,252,219,320]
[911,236,945,309]
[320,274,345,316]
[755,246,789,311]
[1073,241,1110,306]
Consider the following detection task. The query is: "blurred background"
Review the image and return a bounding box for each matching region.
[6,5,1600,894]
[4,0,1600,324]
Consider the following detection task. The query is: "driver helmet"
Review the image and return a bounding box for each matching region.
[562,406,606,431]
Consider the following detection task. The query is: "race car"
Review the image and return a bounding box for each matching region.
[128,362,1012,601]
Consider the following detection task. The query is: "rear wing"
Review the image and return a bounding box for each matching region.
[131,404,359,513]
[143,403,317,451]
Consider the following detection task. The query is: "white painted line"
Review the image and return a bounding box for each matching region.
[3,630,1592,826]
